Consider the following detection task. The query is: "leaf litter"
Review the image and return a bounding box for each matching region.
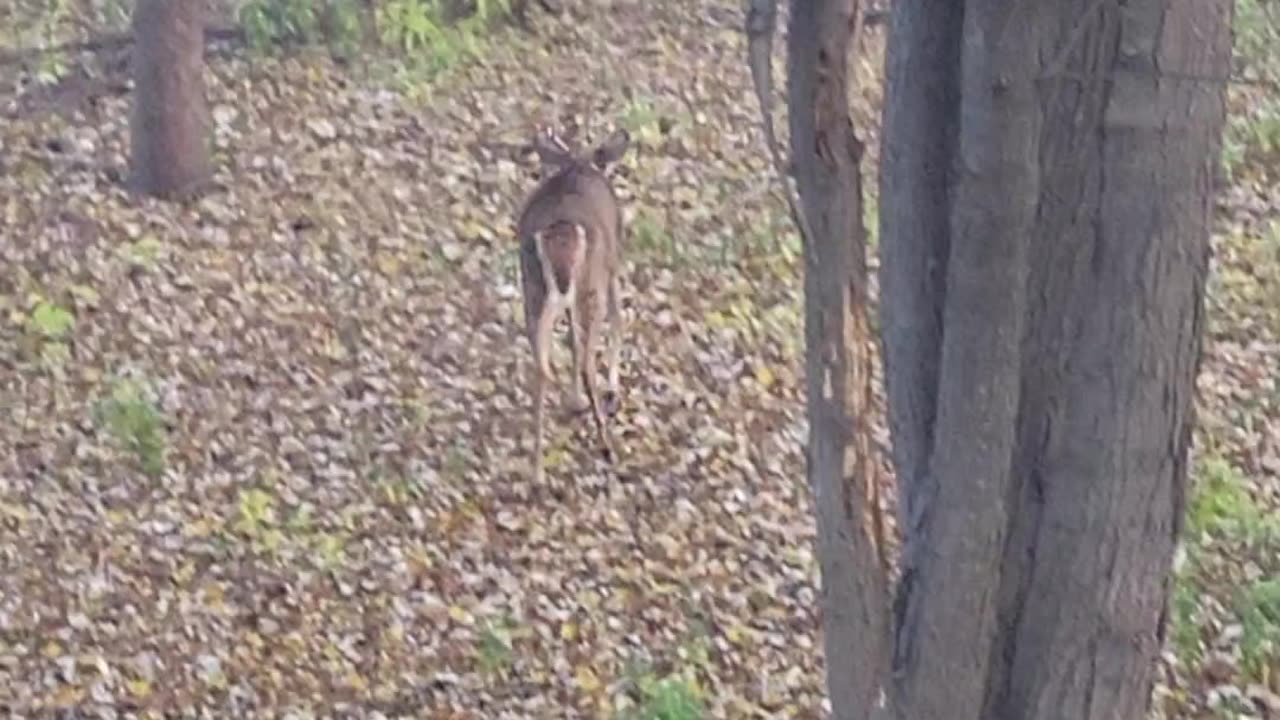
[0,0,1275,718]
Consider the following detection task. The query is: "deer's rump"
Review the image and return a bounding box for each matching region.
[537,221,584,295]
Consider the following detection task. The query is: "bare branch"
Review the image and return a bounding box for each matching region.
[744,0,816,250]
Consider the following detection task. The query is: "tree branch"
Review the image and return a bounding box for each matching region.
[744,0,816,254]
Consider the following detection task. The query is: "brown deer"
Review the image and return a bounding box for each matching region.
[516,126,630,483]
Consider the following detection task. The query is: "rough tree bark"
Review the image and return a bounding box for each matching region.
[749,0,1227,716]
[875,0,1233,719]
[887,0,1040,716]
[877,0,961,538]
[130,0,211,199]
[785,0,890,716]
[982,1,1232,716]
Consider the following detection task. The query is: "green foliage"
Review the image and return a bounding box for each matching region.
[1174,454,1280,685]
[631,212,674,262]
[378,0,512,77]
[93,377,167,478]
[620,96,664,148]
[96,0,132,29]
[380,472,429,504]
[1170,557,1205,665]
[378,0,448,54]
[1187,455,1280,546]
[1234,0,1280,73]
[442,441,470,477]
[26,301,74,339]
[1223,94,1280,180]
[616,665,703,720]
[311,531,346,569]
[476,618,515,676]
[232,487,292,553]
[1223,0,1280,178]
[236,0,512,74]
[238,0,361,51]
[18,298,75,368]
[1206,221,1280,339]
[235,487,276,536]
[614,624,707,720]
[31,0,71,84]
[1238,578,1280,680]
[120,235,165,269]
[620,675,703,720]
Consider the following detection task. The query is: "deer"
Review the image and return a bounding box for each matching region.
[515,126,631,484]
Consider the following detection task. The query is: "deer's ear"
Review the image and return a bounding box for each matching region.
[591,129,630,169]
[531,127,573,167]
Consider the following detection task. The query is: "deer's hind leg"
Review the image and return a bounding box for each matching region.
[529,297,560,485]
[532,362,547,484]
[601,272,623,417]
[564,320,588,414]
[572,292,615,463]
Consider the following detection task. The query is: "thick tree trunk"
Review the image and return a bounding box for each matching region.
[130,0,211,199]
[787,1,888,717]
[777,0,1228,715]
[982,0,1232,717]
[870,0,1232,718]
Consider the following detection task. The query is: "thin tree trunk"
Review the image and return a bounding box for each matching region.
[130,0,211,199]
[787,0,889,717]
[877,0,961,539]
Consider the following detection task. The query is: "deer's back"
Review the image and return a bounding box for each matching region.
[516,168,621,250]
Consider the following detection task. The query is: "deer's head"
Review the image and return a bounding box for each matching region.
[528,126,631,177]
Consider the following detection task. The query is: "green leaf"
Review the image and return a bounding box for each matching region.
[28,301,74,339]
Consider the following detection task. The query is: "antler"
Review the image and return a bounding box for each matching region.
[531,125,574,166]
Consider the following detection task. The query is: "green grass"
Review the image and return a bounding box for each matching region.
[1222,0,1280,179]
[92,377,168,478]
[1170,554,1206,665]
[1170,453,1280,690]
[620,95,667,149]
[1186,455,1280,545]
[26,300,74,339]
[476,618,516,677]
[618,675,703,720]
[631,212,674,263]
[1238,578,1280,679]
[237,0,514,79]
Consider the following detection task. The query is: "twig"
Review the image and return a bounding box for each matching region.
[744,0,815,249]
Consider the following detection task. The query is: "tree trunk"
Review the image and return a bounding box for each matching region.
[982,0,1231,717]
[873,0,1229,718]
[787,0,889,717]
[887,0,1041,715]
[876,0,961,538]
[130,0,211,199]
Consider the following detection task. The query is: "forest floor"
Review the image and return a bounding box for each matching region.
[1,1,1277,718]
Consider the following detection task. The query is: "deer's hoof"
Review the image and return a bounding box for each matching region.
[601,390,621,417]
